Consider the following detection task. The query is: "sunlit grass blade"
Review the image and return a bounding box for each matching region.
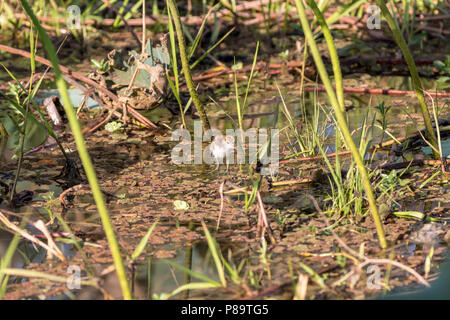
[308,0,344,112]
[0,268,98,287]
[131,220,158,262]
[188,3,220,60]
[113,0,129,28]
[190,27,235,70]
[167,7,179,93]
[242,41,260,117]
[219,255,241,284]
[325,0,365,26]
[298,262,326,289]
[201,220,226,287]
[168,282,220,299]
[20,0,132,299]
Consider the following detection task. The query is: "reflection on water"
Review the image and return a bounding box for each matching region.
[71,242,220,300]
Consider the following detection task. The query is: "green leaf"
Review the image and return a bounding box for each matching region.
[173,200,189,210]
[2,114,47,155]
[392,211,425,220]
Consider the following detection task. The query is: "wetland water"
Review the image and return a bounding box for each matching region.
[0,1,449,299]
[1,82,449,299]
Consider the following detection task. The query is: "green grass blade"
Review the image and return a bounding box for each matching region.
[168,282,220,299]
[298,262,326,289]
[20,0,132,299]
[131,220,158,262]
[190,27,235,70]
[188,3,220,60]
[308,0,344,112]
[375,0,439,159]
[242,41,260,116]
[325,0,365,26]
[201,220,226,287]
[0,268,98,287]
[294,0,386,248]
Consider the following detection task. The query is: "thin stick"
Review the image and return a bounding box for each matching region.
[256,190,276,244]
[0,211,65,261]
[59,183,85,208]
[216,179,225,231]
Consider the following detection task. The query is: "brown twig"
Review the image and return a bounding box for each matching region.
[0,210,65,261]
[82,109,115,135]
[216,179,225,231]
[189,60,450,97]
[256,190,276,244]
[59,183,85,208]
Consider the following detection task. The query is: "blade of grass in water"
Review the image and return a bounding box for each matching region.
[0,268,98,287]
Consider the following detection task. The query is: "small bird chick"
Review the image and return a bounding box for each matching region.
[209,135,234,171]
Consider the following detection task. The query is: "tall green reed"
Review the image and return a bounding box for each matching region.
[375,0,439,159]
[166,3,232,129]
[20,0,132,299]
[167,0,210,131]
[294,0,386,248]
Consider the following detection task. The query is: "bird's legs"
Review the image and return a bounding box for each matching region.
[225,156,230,172]
[215,159,220,171]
